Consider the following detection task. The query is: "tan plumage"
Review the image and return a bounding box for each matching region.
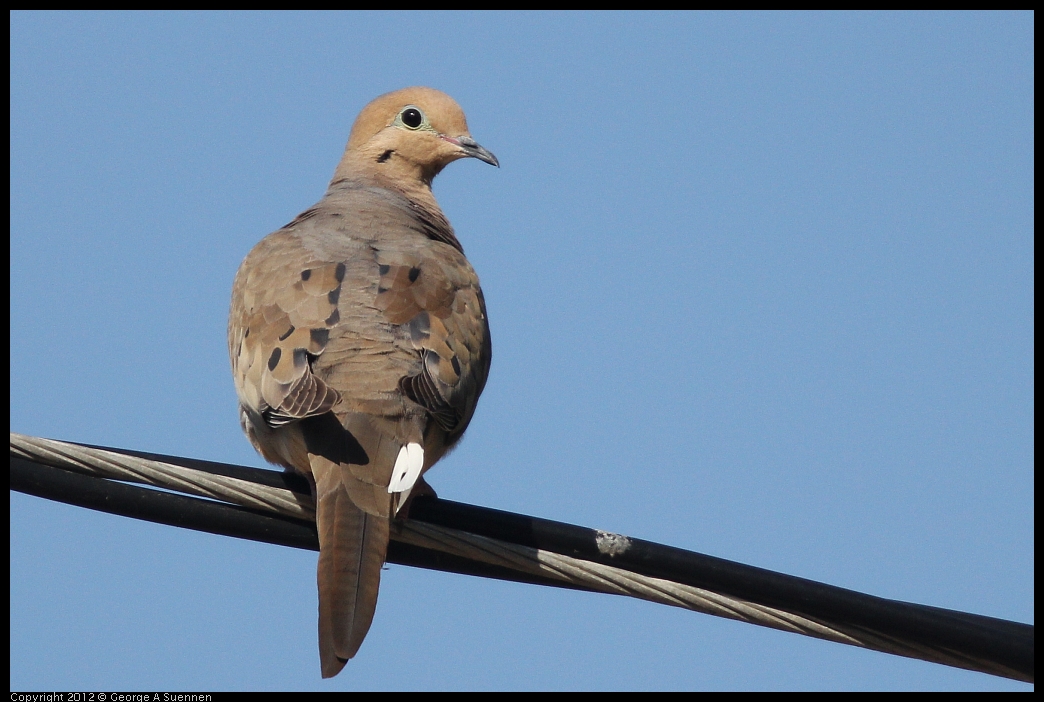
[228,87,496,677]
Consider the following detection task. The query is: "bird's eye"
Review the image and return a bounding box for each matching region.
[400,107,424,129]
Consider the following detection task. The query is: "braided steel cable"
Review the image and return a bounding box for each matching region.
[10,432,1033,683]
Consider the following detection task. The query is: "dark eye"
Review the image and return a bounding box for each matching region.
[401,107,423,129]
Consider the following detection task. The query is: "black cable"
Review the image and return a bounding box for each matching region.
[9,454,599,593]
[9,445,1033,683]
[407,496,1034,680]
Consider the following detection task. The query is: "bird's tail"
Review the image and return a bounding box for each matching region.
[315,471,390,678]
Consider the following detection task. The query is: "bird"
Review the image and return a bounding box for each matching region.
[228,87,496,677]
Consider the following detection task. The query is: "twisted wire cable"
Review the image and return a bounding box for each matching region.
[10,432,1032,683]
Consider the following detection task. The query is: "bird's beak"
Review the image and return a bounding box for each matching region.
[443,134,499,167]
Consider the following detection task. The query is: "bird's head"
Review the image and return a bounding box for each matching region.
[339,87,498,188]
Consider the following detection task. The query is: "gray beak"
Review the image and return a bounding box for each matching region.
[455,135,499,167]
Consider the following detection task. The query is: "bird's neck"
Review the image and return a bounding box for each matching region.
[334,149,447,208]
[323,171,464,254]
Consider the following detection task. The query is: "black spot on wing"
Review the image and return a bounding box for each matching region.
[407,312,430,344]
[408,267,421,283]
[278,325,295,341]
[267,348,281,371]
[310,328,329,347]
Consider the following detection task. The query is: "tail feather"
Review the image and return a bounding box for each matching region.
[314,461,390,678]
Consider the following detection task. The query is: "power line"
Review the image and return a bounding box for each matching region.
[9,433,1033,683]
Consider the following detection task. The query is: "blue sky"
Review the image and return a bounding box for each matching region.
[10,11,1033,691]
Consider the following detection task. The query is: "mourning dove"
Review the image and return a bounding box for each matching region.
[228,87,496,677]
